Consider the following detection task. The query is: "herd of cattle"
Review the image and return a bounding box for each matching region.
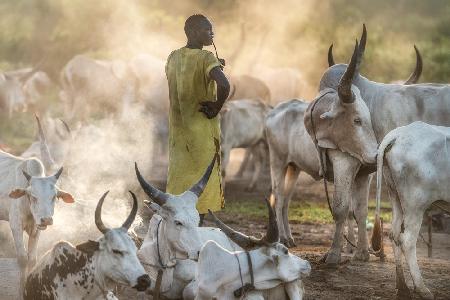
[0,24,449,299]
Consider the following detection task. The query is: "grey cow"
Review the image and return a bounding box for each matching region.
[314,24,450,265]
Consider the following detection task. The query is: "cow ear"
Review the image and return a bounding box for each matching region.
[144,200,162,213]
[57,190,75,203]
[76,240,99,254]
[317,139,337,149]
[9,189,27,199]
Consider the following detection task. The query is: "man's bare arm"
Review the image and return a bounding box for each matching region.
[199,66,230,119]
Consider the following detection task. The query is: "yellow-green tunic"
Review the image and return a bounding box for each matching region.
[165,47,224,213]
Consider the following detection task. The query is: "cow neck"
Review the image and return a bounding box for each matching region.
[233,250,257,298]
[156,219,177,269]
[90,251,116,297]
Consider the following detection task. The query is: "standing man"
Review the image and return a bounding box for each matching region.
[165,14,230,224]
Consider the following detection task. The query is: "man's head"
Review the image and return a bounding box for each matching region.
[184,14,214,46]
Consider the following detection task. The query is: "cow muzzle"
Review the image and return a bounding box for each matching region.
[134,274,151,291]
[38,217,53,229]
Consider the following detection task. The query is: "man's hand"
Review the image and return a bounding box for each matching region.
[199,101,220,119]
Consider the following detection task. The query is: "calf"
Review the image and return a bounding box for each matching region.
[374,121,450,300]
[194,199,311,300]
[24,191,151,299]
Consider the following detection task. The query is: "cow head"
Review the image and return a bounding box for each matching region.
[209,198,311,283]
[0,68,40,116]
[305,40,378,165]
[76,191,151,291]
[9,167,74,229]
[135,155,217,260]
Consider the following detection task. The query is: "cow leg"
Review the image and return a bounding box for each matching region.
[247,143,265,192]
[284,280,302,300]
[344,214,356,254]
[351,173,371,261]
[283,164,301,247]
[9,219,27,299]
[402,210,434,300]
[27,228,40,270]
[236,148,252,178]
[325,150,360,265]
[270,160,289,245]
[389,189,411,298]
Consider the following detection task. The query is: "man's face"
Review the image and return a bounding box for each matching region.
[195,20,214,46]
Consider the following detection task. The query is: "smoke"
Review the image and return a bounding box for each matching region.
[36,104,158,255]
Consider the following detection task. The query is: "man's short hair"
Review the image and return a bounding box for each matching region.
[184,14,209,36]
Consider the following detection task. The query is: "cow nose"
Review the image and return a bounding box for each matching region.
[135,274,151,291]
[41,217,53,226]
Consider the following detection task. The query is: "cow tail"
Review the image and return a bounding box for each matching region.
[371,136,396,253]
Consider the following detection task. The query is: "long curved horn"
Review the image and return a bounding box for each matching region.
[356,24,367,75]
[52,167,63,180]
[22,170,32,182]
[122,191,138,230]
[59,119,72,137]
[189,154,217,197]
[328,44,335,67]
[95,191,110,234]
[208,209,263,250]
[135,162,169,206]
[264,197,279,244]
[338,40,359,104]
[404,45,422,85]
[36,114,56,172]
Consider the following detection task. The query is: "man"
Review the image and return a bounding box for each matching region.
[165,14,230,224]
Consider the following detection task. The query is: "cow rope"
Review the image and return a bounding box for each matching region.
[233,251,255,299]
[156,219,176,269]
[309,90,357,250]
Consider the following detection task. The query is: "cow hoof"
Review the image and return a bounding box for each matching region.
[418,288,434,300]
[281,237,290,247]
[244,186,255,192]
[287,238,297,248]
[352,249,370,262]
[396,287,411,299]
[325,251,341,266]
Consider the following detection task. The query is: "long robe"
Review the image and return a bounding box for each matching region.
[165,47,224,213]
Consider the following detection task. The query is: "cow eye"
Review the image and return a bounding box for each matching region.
[283,248,288,255]
[112,249,123,256]
[174,220,183,226]
[354,118,362,125]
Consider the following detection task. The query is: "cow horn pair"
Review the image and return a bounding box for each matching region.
[35,114,57,172]
[135,154,218,206]
[328,24,422,85]
[208,198,279,250]
[95,190,138,234]
[22,167,63,182]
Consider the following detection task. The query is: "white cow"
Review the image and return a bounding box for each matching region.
[0,153,74,295]
[193,201,311,300]
[269,41,378,262]
[23,191,151,299]
[59,55,137,121]
[375,121,450,300]
[135,156,303,299]
[220,99,270,191]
